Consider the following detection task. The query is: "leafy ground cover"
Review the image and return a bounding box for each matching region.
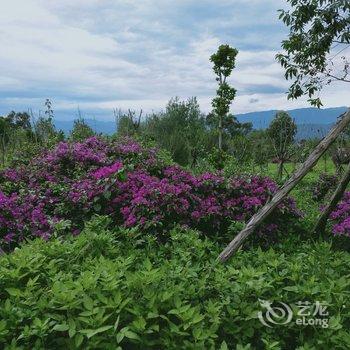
[0,216,349,349]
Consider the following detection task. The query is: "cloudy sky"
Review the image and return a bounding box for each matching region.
[0,0,349,120]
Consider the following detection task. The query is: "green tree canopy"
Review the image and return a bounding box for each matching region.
[144,97,207,166]
[276,0,350,107]
[268,111,297,179]
[70,118,95,141]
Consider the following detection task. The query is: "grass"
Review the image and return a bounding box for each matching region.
[254,157,340,236]
[265,156,336,183]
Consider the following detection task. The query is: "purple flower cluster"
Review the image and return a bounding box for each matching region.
[0,137,301,250]
[0,192,52,243]
[329,192,350,236]
[90,161,123,179]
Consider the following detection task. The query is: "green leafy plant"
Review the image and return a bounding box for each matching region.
[0,216,350,349]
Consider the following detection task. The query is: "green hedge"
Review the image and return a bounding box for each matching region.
[0,216,349,349]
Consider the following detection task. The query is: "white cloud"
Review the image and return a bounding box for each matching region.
[0,0,349,120]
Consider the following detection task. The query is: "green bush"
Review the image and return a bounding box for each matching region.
[0,216,349,349]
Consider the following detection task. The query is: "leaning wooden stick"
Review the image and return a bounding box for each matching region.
[218,108,350,262]
[314,158,350,235]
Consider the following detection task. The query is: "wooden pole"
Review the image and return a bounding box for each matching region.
[218,108,350,262]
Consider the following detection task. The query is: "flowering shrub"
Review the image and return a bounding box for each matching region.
[329,192,350,236]
[0,136,301,250]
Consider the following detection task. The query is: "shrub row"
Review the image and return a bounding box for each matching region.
[0,137,301,250]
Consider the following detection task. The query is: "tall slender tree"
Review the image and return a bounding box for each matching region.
[210,45,238,151]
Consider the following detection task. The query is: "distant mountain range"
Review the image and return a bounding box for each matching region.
[236,107,348,127]
[54,106,348,139]
[236,106,348,139]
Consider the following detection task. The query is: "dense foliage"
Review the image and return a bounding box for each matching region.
[69,118,95,142]
[116,97,254,167]
[0,218,349,349]
[210,44,238,150]
[329,191,350,235]
[277,0,350,107]
[267,111,297,179]
[0,137,301,251]
[141,98,209,166]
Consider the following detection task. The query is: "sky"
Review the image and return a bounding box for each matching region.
[0,0,349,121]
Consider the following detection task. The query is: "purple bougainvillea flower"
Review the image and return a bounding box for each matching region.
[90,161,123,179]
[0,136,303,249]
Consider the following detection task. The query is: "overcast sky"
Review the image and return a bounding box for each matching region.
[0,0,349,120]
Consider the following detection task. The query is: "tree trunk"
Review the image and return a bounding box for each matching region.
[314,159,350,235]
[277,160,284,180]
[218,116,223,151]
[218,108,350,262]
[0,135,5,167]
